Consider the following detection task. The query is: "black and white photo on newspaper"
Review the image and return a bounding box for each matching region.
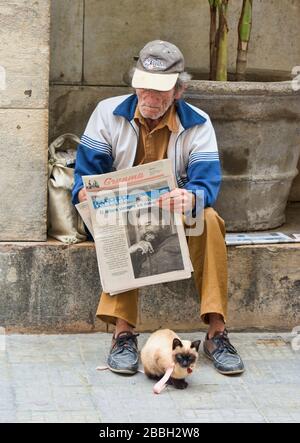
[80,160,200,294]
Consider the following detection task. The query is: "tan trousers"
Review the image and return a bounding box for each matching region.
[96,207,228,328]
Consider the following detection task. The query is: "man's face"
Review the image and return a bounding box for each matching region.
[137,211,161,241]
[136,87,179,120]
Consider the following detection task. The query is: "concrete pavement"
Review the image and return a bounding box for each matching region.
[1,332,300,423]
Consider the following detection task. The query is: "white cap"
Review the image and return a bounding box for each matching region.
[132,40,184,91]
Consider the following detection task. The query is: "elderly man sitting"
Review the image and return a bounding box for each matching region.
[72,40,244,377]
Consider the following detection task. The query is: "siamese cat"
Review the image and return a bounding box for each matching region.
[141,329,201,391]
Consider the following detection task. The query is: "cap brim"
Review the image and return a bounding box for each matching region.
[132,68,179,91]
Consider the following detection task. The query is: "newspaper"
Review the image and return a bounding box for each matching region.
[225,232,300,245]
[79,159,192,294]
[76,201,94,239]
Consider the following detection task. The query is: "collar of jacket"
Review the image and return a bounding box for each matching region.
[112,94,207,130]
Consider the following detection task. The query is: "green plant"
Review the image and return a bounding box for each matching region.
[209,0,253,81]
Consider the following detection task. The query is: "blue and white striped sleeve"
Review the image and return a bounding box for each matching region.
[184,119,222,208]
[72,104,114,205]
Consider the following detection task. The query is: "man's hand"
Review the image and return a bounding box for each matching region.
[157,188,195,214]
[78,188,87,202]
[129,240,154,255]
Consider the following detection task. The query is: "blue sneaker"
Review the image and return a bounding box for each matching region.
[203,329,245,375]
[107,331,139,375]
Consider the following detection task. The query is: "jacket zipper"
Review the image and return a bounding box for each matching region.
[174,129,187,186]
[129,120,139,166]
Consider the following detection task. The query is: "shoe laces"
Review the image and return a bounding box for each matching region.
[113,332,139,354]
[213,330,237,355]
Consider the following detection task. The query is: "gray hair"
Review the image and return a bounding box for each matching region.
[175,71,192,91]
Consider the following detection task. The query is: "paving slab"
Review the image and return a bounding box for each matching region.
[0,332,299,423]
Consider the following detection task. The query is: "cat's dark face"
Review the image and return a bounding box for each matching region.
[172,338,201,369]
[174,352,197,368]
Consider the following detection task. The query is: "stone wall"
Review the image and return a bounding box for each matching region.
[1,1,298,241]
[0,0,50,241]
[49,0,300,199]
[1,240,299,332]
[49,0,300,139]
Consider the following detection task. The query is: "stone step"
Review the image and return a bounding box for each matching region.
[1,232,299,333]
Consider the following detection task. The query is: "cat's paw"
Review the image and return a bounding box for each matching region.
[171,378,188,389]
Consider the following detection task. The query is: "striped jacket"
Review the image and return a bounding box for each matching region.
[72,94,221,208]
